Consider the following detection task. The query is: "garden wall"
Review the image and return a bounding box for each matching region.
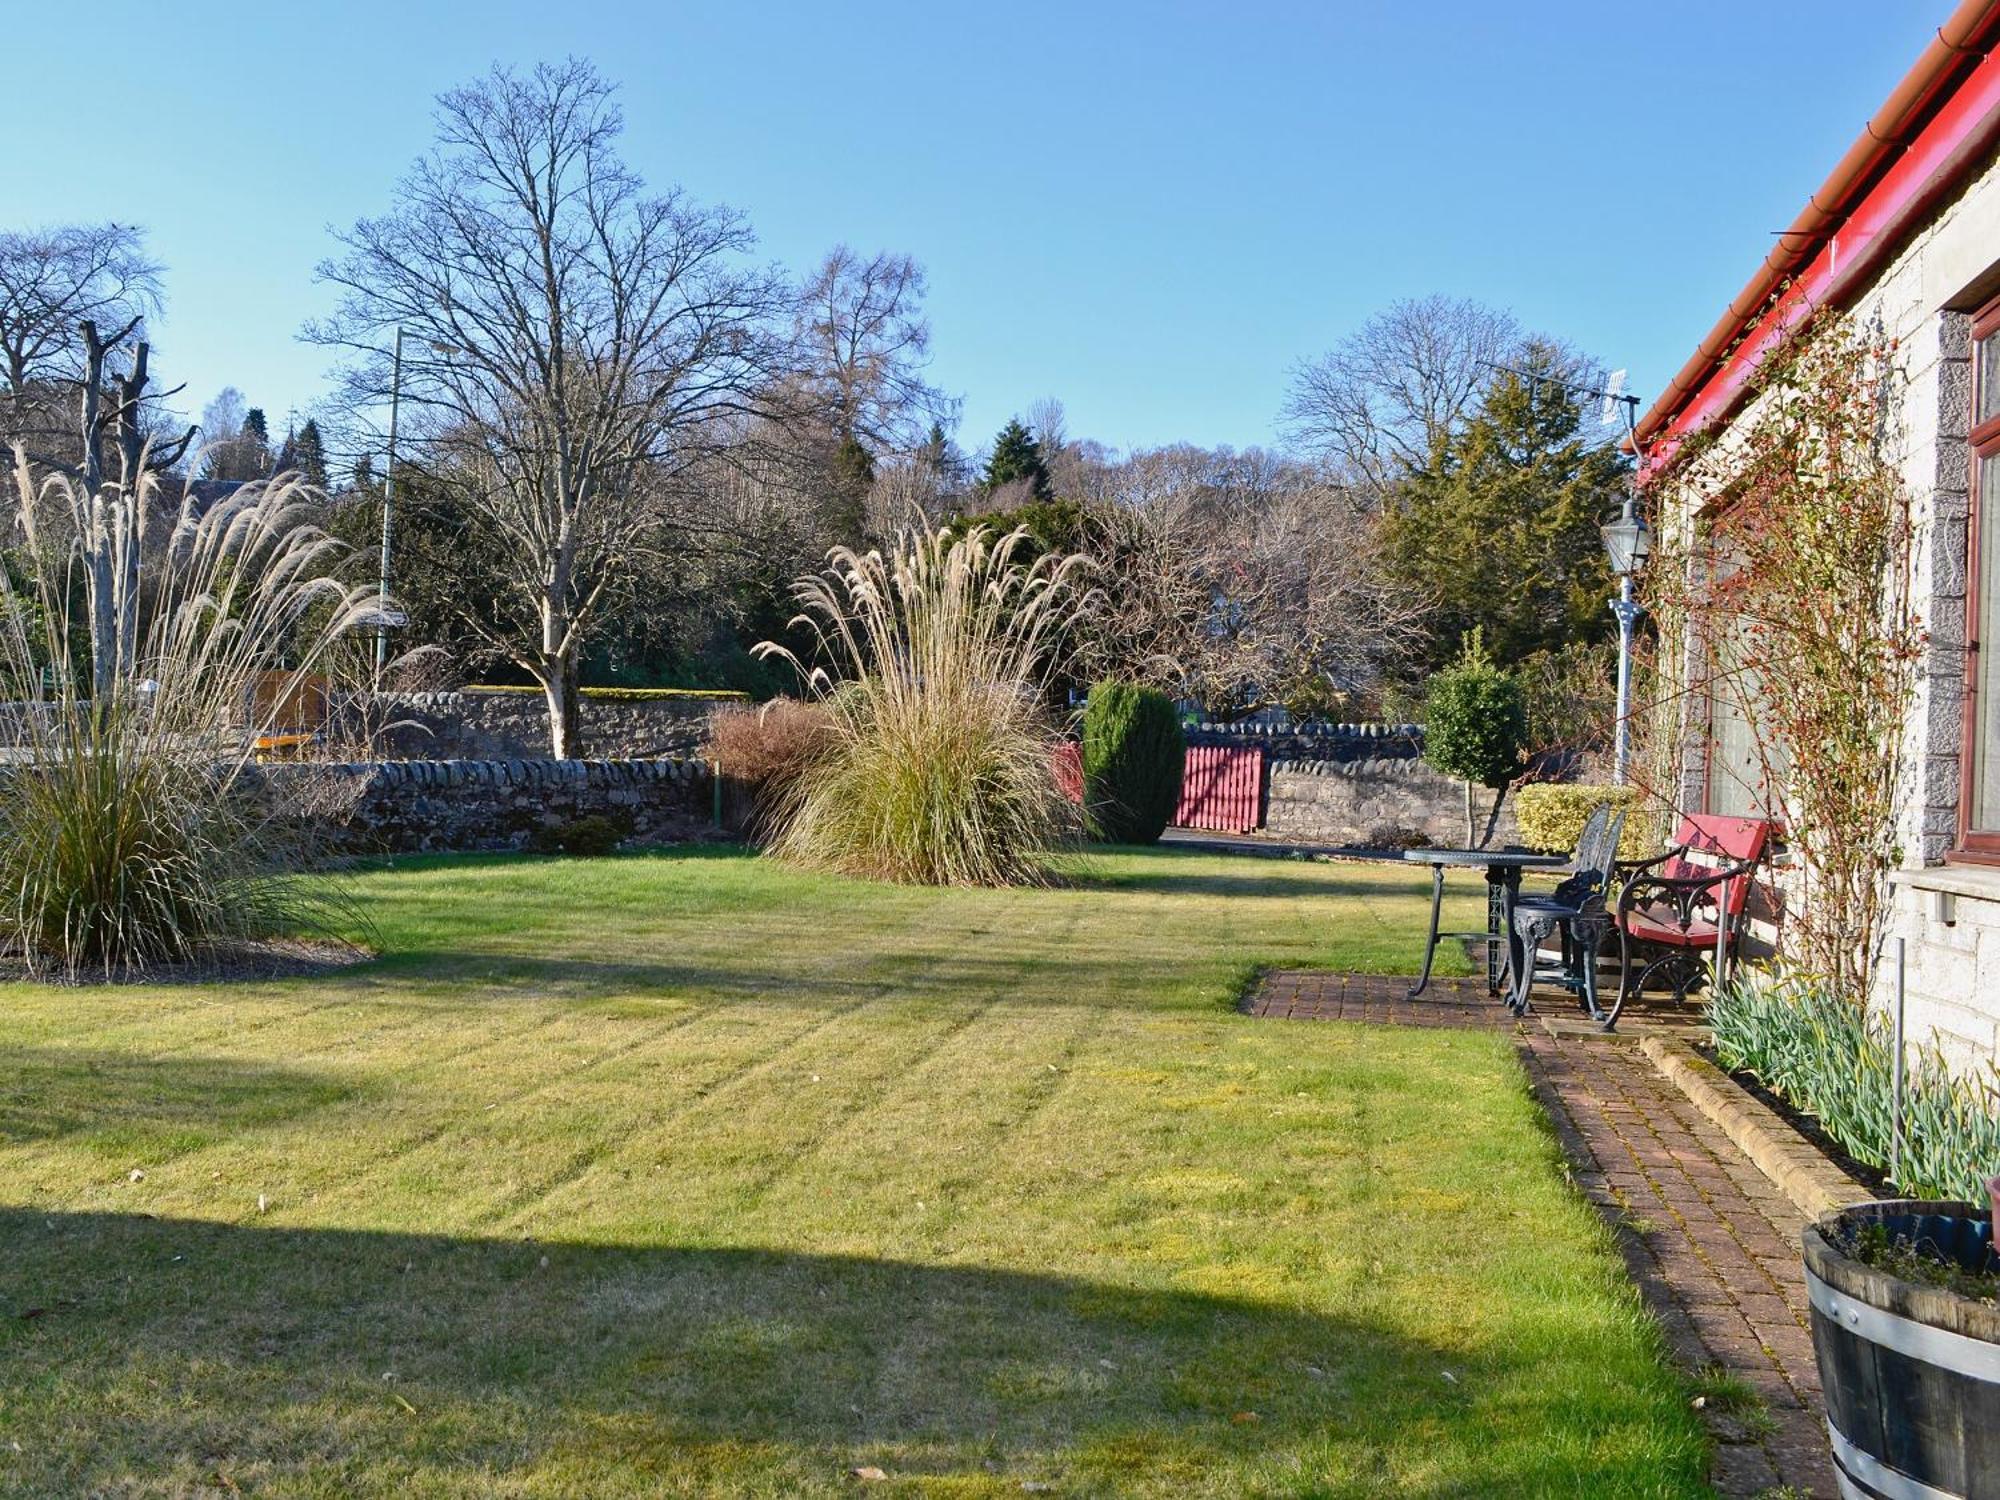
[1262,757,1518,848]
[363,689,742,761]
[251,758,730,853]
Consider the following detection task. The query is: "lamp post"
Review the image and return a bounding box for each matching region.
[1601,499,1652,785]
[1477,361,1655,781]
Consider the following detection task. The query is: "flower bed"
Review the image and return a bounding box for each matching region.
[1708,966,2000,1201]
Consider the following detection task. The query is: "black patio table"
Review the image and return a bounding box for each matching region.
[1400,848,1569,1000]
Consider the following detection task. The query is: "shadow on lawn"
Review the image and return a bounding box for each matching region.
[1067,862,1455,904]
[0,1048,358,1153]
[0,1209,1698,1497]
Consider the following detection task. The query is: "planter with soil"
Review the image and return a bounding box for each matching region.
[1804,1198,2000,1499]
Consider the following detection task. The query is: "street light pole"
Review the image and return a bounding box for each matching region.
[1611,544,1642,784]
[375,326,403,685]
[1481,359,1653,784]
[1604,397,1650,786]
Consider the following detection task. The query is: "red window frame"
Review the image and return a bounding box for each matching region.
[1957,297,2000,861]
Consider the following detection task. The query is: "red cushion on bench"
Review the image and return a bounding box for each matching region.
[1621,909,1723,948]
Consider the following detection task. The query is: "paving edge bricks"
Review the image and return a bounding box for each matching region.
[1639,1035,1877,1223]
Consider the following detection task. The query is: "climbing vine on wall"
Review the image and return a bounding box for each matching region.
[1645,308,1923,1005]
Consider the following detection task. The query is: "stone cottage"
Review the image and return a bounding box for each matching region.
[1636,0,2000,1069]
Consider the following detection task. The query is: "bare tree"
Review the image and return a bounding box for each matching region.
[0,224,170,481]
[1282,296,1562,496]
[199,386,272,481]
[1078,445,1427,713]
[309,60,789,755]
[0,224,162,395]
[793,246,957,453]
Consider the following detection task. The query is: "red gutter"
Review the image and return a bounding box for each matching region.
[1636,0,2000,460]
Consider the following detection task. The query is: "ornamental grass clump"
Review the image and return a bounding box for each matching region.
[754,526,1092,886]
[0,458,376,977]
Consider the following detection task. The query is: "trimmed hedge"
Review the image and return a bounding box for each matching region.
[467,684,749,703]
[1514,783,1653,861]
[1081,683,1184,845]
[1709,966,2000,1201]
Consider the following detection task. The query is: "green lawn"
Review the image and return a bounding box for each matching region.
[0,848,1708,1497]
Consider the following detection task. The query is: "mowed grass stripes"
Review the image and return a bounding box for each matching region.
[0,846,1709,1497]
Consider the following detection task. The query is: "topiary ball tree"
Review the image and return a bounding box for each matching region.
[1082,682,1185,844]
[1423,631,1527,848]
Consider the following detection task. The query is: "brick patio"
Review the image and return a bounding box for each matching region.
[1245,969,1838,1499]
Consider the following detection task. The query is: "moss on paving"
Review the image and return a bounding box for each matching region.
[0,847,1708,1496]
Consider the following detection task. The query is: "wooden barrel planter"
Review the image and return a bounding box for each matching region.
[1803,1200,2000,1499]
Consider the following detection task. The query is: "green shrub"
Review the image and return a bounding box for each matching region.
[1514,784,1652,861]
[1081,683,1184,844]
[753,526,1091,886]
[527,814,629,857]
[1423,631,1526,847]
[1709,966,2000,1201]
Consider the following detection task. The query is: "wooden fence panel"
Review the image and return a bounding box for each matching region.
[1174,744,1265,833]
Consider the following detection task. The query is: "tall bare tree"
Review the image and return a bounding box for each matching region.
[0,223,170,486]
[1282,296,1557,496]
[310,60,789,754]
[793,246,956,453]
[0,224,161,395]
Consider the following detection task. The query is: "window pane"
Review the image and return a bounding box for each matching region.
[1980,333,2000,428]
[1702,540,1784,818]
[1971,457,2000,828]
[1707,624,1782,818]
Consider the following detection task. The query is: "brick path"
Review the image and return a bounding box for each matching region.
[1245,970,1836,1499]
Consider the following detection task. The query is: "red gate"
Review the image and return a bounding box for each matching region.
[1174,744,1265,833]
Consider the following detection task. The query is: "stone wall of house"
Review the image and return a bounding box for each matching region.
[250,758,731,854]
[361,689,742,761]
[1670,139,2000,1074]
[1262,758,1518,848]
[1815,151,2000,1072]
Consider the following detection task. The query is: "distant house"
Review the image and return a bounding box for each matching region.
[1640,0,2000,1068]
[183,477,250,512]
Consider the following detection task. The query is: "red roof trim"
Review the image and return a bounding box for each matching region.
[1636,1,2000,458]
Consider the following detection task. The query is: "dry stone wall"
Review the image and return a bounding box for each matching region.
[251,758,730,854]
[1262,757,1518,848]
[363,690,740,761]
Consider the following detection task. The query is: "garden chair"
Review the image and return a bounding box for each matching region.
[1605,813,1774,1030]
[1506,804,1626,1023]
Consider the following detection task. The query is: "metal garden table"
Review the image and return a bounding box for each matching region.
[1400,848,1568,999]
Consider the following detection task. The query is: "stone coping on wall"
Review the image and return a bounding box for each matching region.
[1267,755,1431,773]
[267,756,710,787]
[1188,720,1423,739]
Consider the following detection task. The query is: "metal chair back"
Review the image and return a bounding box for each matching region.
[1549,804,1625,909]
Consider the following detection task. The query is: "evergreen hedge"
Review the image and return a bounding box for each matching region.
[1082,683,1184,844]
[1514,783,1652,861]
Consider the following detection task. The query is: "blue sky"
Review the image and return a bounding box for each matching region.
[7,1,1943,458]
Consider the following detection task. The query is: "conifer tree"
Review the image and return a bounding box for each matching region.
[982,418,1052,499]
[292,418,329,490]
[1380,348,1629,678]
